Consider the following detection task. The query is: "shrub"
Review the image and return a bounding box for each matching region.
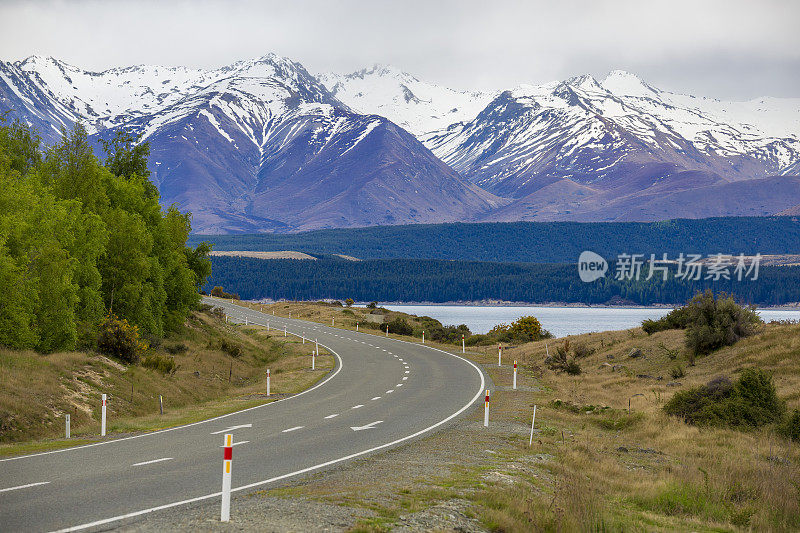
[564,360,582,375]
[509,316,546,341]
[778,409,800,442]
[210,286,238,300]
[165,343,188,354]
[572,342,595,359]
[142,353,177,375]
[220,339,242,358]
[366,301,378,309]
[663,368,784,429]
[97,314,147,364]
[642,306,691,335]
[670,365,685,380]
[545,339,582,374]
[684,291,762,358]
[383,317,414,336]
[345,298,354,307]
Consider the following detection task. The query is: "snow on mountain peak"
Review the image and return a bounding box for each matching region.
[602,69,659,97]
[318,65,494,135]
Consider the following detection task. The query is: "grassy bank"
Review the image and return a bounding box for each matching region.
[246,301,799,532]
[0,305,333,455]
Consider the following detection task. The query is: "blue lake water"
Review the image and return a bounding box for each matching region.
[378,305,800,338]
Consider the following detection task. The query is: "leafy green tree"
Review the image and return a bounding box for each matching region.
[185,241,212,290]
[99,128,157,197]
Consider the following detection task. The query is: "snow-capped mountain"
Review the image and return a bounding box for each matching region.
[0,54,499,232]
[422,70,800,202]
[318,65,493,136]
[1,55,799,231]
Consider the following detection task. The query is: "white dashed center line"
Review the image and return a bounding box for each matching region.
[324,413,339,419]
[352,404,364,409]
[371,396,381,401]
[0,482,50,493]
[132,458,173,467]
[282,426,304,433]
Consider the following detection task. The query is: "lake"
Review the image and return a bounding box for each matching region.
[377,305,800,337]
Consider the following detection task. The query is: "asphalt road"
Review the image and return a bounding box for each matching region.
[0,299,487,532]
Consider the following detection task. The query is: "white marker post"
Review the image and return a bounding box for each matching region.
[225,314,228,324]
[289,311,291,319]
[312,350,316,370]
[245,316,248,326]
[266,369,271,396]
[385,324,389,337]
[529,405,537,446]
[332,318,334,327]
[159,395,164,415]
[356,323,359,332]
[498,345,502,367]
[462,334,465,354]
[221,433,233,522]
[315,339,319,353]
[284,325,287,337]
[422,331,425,344]
[65,414,70,439]
[267,320,270,331]
[513,360,518,389]
[101,394,107,436]
[302,336,305,344]
[484,389,490,427]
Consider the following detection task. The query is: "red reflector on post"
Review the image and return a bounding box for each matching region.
[223,447,232,461]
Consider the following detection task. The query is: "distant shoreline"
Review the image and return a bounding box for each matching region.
[256,298,800,311]
[371,302,800,310]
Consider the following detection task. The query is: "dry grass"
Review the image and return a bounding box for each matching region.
[464,322,800,531]
[239,302,800,532]
[0,307,333,453]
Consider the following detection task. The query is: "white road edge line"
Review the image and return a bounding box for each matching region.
[3,300,344,464]
[51,313,486,533]
[0,481,50,493]
[132,457,173,467]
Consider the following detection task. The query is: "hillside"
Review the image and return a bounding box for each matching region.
[0,306,333,449]
[190,217,800,263]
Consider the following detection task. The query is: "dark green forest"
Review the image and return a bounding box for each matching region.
[190,217,800,263]
[204,256,800,305]
[0,119,211,353]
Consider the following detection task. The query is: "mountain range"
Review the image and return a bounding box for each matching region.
[1,54,799,233]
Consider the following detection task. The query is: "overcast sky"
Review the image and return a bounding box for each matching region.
[1,0,798,100]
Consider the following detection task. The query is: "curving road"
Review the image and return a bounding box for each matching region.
[0,299,486,532]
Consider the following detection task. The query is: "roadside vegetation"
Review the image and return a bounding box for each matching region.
[0,120,335,452]
[230,297,551,350]
[0,118,212,353]
[0,304,333,449]
[252,294,800,532]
